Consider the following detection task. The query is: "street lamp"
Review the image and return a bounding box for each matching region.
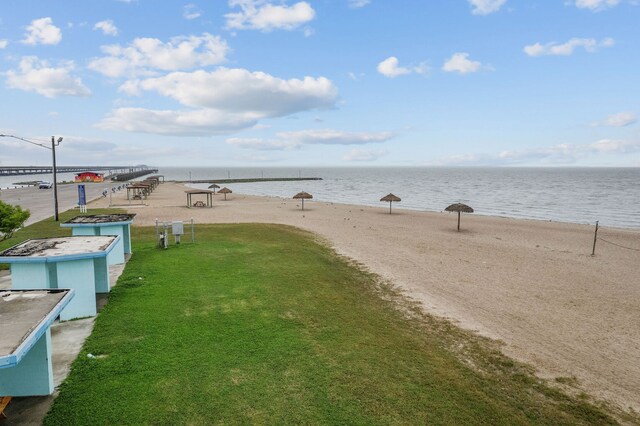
[0,134,63,221]
[51,136,63,221]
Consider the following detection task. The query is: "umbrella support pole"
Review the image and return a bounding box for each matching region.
[457,212,461,231]
[389,201,392,214]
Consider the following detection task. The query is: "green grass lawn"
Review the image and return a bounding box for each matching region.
[39,222,621,425]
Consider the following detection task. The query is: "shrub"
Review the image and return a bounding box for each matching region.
[0,200,30,241]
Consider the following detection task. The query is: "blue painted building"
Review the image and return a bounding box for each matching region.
[60,214,135,265]
[0,289,74,396]
[0,236,118,320]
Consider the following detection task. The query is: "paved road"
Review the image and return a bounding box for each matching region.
[0,182,124,225]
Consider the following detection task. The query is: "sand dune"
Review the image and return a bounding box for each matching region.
[92,182,640,412]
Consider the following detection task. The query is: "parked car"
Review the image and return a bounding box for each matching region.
[38,181,53,189]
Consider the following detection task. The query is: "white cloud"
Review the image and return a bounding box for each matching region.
[377,56,428,78]
[134,68,338,114]
[42,135,182,164]
[497,139,640,163]
[88,33,229,77]
[572,0,620,11]
[343,148,387,162]
[227,129,394,150]
[94,20,118,36]
[591,112,637,127]
[524,37,614,56]
[63,137,118,152]
[99,68,339,136]
[468,0,507,15]
[97,108,261,136]
[5,56,91,98]
[377,57,411,78]
[225,0,315,31]
[589,138,640,153]
[280,129,394,145]
[348,0,371,8]
[118,79,143,96]
[227,137,299,150]
[442,52,482,74]
[438,139,640,165]
[22,17,62,45]
[0,39,8,49]
[183,4,202,20]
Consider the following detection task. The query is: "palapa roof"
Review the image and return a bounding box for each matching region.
[208,183,221,189]
[184,189,215,195]
[380,193,401,202]
[293,191,312,199]
[218,187,232,194]
[445,203,474,213]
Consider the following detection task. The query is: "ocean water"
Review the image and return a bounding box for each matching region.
[164,167,639,229]
[2,167,638,229]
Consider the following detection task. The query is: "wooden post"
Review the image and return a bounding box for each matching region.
[389,201,392,214]
[591,221,599,256]
[457,212,461,231]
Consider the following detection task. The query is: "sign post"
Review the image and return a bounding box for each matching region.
[78,184,87,213]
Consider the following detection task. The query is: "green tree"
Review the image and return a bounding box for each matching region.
[0,200,30,241]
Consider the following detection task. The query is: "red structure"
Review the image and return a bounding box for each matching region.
[74,171,104,183]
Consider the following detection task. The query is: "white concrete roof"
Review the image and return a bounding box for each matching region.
[63,214,135,224]
[0,236,117,259]
[0,289,72,363]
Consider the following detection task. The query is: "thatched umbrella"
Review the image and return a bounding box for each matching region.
[380,193,401,214]
[445,203,474,231]
[208,183,220,194]
[293,191,313,210]
[218,187,232,200]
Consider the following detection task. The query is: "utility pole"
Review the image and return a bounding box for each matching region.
[51,136,60,221]
[50,136,63,221]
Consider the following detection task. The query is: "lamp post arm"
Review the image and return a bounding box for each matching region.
[0,134,51,150]
[0,133,62,222]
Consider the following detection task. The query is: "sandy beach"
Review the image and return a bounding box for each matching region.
[92,182,640,413]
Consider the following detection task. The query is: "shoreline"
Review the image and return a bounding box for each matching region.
[183,180,640,231]
[185,181,639,232]
[92,182,640,412]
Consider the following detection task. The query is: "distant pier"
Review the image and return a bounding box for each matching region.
[184,177,323,184]
[0,165,155,177]
[109,169,159,181]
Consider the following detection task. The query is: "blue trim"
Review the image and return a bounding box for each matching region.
[0,236,120,264]
[0,289,75,368]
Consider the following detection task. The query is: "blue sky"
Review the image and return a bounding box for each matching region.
[0,0,638,167]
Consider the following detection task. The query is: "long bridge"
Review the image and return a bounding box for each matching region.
[0,165,156,177]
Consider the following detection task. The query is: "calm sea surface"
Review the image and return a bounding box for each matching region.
[2,167,638,229]
[171,167,639,229]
